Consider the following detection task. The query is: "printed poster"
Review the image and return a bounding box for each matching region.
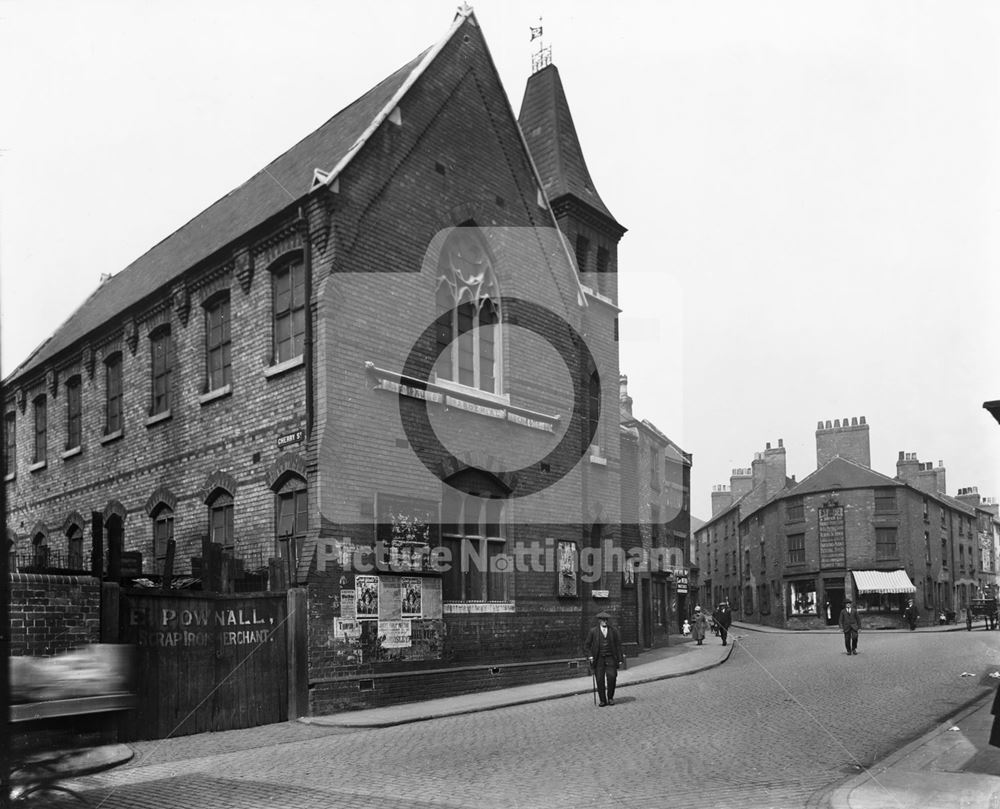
[356,575,379,619]
[334,618,361,640]
[401,577,422,617]
[379,620,412,648]
[341,590,356,620]
[379,576,402,619]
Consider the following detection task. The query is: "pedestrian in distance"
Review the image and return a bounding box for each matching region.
[583,610,625,707]
[690,606,709,645]
[903,599,918,631]
[839,597,861,655]
[712,601,732,646]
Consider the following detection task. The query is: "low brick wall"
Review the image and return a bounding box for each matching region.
[310,656,589,715]
[9,572,101,656]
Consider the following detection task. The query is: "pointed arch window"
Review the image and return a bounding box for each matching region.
[434,227,501,395]
[67,523,84,570]
[32,531,49,568]
[152,503,174,573]
[208,490,235,555]
[275,476,308,569]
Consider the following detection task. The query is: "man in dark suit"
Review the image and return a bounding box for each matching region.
[713,602,732,646]
[584,610,624,707]
[839,598,862,655]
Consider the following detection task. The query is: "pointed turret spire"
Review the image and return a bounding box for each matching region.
[518,64,623,232]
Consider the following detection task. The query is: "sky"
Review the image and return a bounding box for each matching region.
[2,0,998,520]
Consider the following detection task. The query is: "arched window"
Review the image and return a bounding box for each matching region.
[275,476,307,569]
[208,490,234,555]
[440,470,509,602]
[32,531,48,568]
[151,504,174,573]
[271,257,305,364]
[434,227,501,394]
[67,523,84,570]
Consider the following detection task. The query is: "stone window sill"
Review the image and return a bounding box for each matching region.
[200,384,232,406]
[146,410,172,427]
[366,363,559,434]
[61,446,82,460]
[28,460,46,473]
[101,430,124,446]
[4,472,14,482]
[264,355,304,379]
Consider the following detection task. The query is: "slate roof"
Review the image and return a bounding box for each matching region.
[785,456,900,497]
[517,64,622,230]
[7,45,431,383]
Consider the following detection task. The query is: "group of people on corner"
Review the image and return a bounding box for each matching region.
[689,602,732,646]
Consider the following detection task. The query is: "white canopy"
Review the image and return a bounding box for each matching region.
[852,569,915,594]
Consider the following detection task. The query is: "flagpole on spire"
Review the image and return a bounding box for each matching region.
[530,16,551,73]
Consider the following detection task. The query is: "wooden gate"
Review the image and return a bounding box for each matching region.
[117,590,288,741]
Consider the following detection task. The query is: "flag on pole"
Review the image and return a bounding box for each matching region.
[530,25,543,41]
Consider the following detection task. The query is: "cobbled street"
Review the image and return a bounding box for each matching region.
[64,629,1000,809]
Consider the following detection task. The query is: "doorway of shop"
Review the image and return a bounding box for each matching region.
[825,584,845,626]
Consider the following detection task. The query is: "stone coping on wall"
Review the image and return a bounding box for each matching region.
[10,572,100,586]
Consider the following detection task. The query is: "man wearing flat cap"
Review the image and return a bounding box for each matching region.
[584,611,624,706]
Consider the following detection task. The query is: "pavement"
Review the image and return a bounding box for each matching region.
[302,632,733,728]
[93,619,1000,808]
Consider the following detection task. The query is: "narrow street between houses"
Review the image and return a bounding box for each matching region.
[49,627,1000,809]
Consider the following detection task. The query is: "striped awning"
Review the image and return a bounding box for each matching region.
[852,570,915,594]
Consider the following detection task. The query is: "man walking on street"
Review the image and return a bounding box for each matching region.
[839,597,861,655]
[584,610,624,707]
[904,599,918,631]
[713,601,732,646]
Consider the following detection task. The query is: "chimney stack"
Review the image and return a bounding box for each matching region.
[730,468,753,501]
[816,416,870,468]
[711,484,733,516]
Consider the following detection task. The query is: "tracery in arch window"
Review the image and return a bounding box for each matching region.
[434,226,501,395]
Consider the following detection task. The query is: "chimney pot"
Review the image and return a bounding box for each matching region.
[817,421,824,429]
[834,419,840,428]
[825,421,832,429]
[898,451,905,461]
[766,442,771,450]
[778,438,783,448]
[860,416,866,425]
[851,417,858,426]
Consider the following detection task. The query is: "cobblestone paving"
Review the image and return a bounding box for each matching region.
[59,629,1000,809]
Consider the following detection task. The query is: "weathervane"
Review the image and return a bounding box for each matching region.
[530,16,551,73]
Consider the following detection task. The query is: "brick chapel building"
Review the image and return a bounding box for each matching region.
[695,417,1000,630]
[3,9,632,713]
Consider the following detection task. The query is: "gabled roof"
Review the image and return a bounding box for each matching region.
[784,455,900,497]
[518,64,623,231]
[11,12,519,384]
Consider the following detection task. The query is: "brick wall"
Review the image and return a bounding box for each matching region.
[9,573,101,656]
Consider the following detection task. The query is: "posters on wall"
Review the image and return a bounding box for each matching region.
[356,576,379,619]
[379,620,412,648]
[341,590,356,621]
[401,577,422,617]
[334,618,362,640]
